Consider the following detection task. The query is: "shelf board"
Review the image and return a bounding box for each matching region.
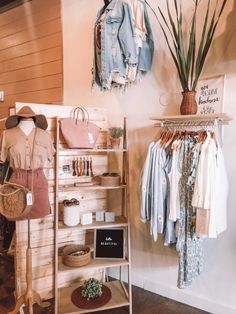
[58,256,129,273]
[150,113,232,121]
[58,148,127,154]
[58,280,130,314]
[58,216,128,230]
[58,184,127,191]
[150,113,232,125]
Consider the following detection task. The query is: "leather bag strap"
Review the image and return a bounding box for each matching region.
[72,107,85,123]
[30,127,37,195]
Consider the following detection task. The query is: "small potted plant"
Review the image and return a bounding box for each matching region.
[108,127,124,148]
[81,278,103,300]
[71,277,112,309]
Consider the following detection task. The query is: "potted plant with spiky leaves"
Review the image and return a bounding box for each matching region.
[147,0,227,114]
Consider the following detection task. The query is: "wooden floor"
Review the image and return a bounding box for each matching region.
[0,252,209,314]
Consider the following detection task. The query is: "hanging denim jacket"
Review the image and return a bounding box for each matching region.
[93,0,154,90]
[93,0,138,90]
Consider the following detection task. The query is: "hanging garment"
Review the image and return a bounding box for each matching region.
[126,0,154,82]
[140,141,155,223]
[94,10,109,85]
[93,0,153,90]
[0,127,55,219]
[164,139,183,246]
[176,136,203,289]
[140,140,169,241]
[93,0,138,90]
[192,133,228,238]
[140,128,228,289]
[127,0,147,48]
[150,145,168,241]
[168,139,182,221]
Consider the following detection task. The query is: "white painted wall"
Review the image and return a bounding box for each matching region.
[61,1,236,313]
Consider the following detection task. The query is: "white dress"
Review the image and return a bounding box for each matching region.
[168,139,182,222]
[192,133,228,238]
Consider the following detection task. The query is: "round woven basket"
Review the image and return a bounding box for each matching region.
[100,175,120,187]
[0,183,31,220]
[62,245,91,267]
[71,285,112,309]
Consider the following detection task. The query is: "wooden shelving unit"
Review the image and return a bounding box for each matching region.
[54,117,132,314]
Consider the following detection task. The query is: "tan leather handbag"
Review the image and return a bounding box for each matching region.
[60,107,101,149]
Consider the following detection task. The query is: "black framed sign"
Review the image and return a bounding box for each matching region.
[94,228,125,260]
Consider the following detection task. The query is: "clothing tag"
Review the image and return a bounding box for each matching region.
[26,192,33,206]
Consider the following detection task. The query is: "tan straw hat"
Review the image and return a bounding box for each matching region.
[5,106,48,130]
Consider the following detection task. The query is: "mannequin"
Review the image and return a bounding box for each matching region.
[18,118,35,136]
[0,107,54,314]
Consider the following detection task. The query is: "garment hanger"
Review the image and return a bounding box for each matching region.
[164,129,176,148]
[160,129,172,146]
[159,128,167,142]
[104,0,110,7]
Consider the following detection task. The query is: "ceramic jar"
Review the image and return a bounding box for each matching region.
[63,198,80,227]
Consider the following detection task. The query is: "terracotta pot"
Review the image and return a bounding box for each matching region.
[180,91,198,115]
[110,137,121,149]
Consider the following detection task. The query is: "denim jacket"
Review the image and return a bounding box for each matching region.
[93,0,138,90]
[93,0,154,90]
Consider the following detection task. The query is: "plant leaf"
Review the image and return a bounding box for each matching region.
[196,0,210,67]
[158,16,187,90]
[190,31,196,88]
[186,3,197,82]
[193,0,228,89]
[193,0,211,89]
[176,0,188,89]
[173,0,179,19]
[166,0,178,43]
[158,7,178,47]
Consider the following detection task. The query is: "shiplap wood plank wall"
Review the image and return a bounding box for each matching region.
[0,0,63,111]
[0,0,64,303]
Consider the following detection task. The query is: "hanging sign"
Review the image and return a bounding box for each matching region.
[196,74,225,114]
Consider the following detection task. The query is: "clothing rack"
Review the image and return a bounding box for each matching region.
[150,113,233,127]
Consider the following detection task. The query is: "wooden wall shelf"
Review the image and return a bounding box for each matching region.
[150,113,233,126]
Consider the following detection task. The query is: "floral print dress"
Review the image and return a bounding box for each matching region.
[176,135,203,288]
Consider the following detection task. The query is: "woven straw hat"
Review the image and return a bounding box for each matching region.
[5,106,48,130]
